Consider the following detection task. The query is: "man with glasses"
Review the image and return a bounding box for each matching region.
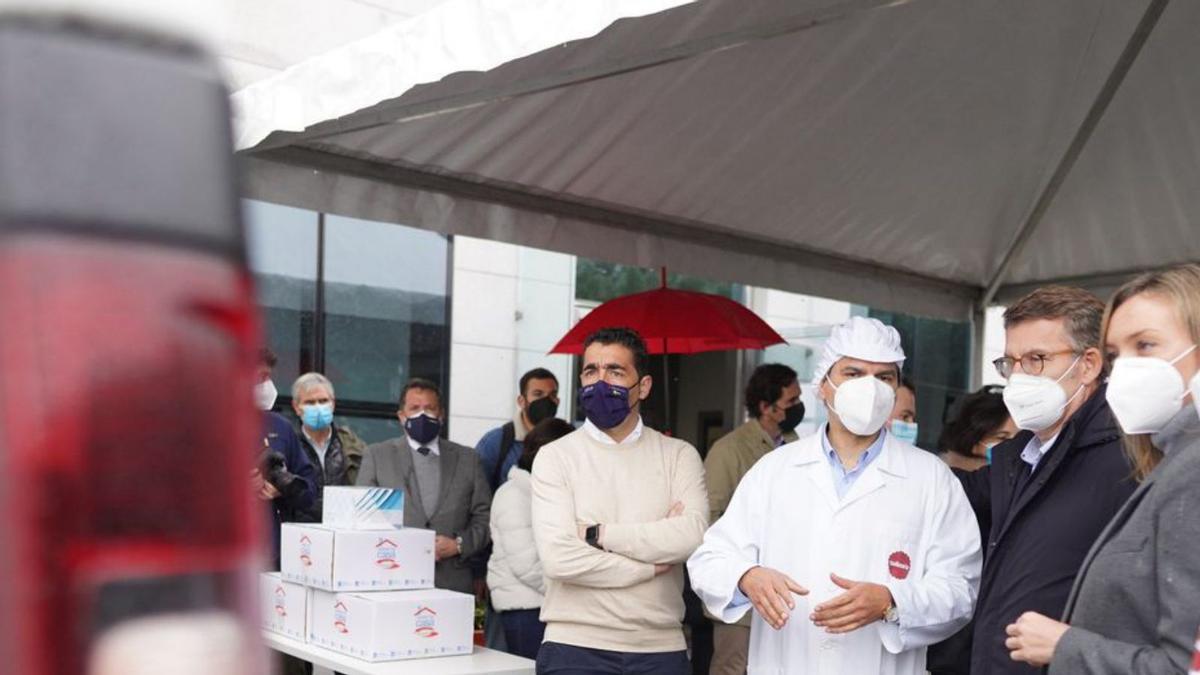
[952,286,1136,674]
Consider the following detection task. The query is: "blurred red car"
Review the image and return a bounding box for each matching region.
[0,8,266,675]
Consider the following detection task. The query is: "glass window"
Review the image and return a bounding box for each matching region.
[868,310,971,450]
[575,260,738,302]
[335,414,403,446]
[243,200,318,385]
[322,214,450,406]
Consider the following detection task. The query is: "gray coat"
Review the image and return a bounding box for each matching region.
[357,435,492,595]
[1052,405,1200,674]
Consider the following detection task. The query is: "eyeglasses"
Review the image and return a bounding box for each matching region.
[992,349,1079,379]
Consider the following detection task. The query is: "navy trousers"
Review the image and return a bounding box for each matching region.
[500,609,546,660]
[536,641,690,675]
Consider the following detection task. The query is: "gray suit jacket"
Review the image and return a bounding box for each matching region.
[1052,405,1200,674]
[357,434,492,595]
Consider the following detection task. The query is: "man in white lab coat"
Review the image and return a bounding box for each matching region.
[688,317,982,675]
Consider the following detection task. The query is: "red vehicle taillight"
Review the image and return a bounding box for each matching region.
[0,14,265,675]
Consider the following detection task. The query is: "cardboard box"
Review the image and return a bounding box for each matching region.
[322,486,405,530]
[307,588,474,661]
[280,523,435,591]
[260,572,308,641]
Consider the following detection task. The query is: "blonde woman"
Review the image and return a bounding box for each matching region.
[1006,264,1200,673]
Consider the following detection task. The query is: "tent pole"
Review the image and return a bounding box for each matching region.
[981,0,1169,306]
[659,270,671,433]
[969,302,986,391]
[663,348,672,435]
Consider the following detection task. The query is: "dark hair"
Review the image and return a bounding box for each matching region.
[582,327,649,377]
[519,418,575,471]
[400,377,442,406]
[259,347,278,369]
[898,376,916,396]
[1003,285,1105,352]
[744,363,798,418]
[519,368,559,397]
[937,386,1011,458]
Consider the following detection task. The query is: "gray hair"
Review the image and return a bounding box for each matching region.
[292,372,335,401]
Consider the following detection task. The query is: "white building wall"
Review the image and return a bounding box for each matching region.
[448,237,575,448]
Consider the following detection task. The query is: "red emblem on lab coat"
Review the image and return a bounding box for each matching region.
[888,551,911,580]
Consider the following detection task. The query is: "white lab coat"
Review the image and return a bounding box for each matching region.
[688,428,981,675]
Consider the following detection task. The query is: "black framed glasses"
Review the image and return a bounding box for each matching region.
[992,349,1079,379]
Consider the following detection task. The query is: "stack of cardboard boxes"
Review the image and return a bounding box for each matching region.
[261,487,476,662]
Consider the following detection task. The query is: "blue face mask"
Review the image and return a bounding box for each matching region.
[986,444,995,464]
[405,411,442,445]
[891,420,919,445]
[302,403,334,430]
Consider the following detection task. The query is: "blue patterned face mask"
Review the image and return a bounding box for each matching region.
[890,420,919,445]
[578,380,633,429]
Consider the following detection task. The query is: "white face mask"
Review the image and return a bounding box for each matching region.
[1107,345,1197,434]
[826,374,896,436]
[1003,355,1084,432]
[1191,370,1200,419]
[254,379,278,411]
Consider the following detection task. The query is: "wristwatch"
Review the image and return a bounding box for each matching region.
[883,602,900,625]
[585,524,603,550]
[454,535,464,555]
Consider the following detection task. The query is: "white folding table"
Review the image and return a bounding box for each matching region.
[263,631,535,675]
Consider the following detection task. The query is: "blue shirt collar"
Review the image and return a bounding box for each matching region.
[821,424,887,474]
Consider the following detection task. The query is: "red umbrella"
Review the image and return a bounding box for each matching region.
[550,269,786,430]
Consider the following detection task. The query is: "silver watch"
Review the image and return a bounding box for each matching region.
[454,535,464,554]
[883,603,900,624]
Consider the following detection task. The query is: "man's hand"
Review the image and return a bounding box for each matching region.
[434,535,459,562]
[1006,612,1069,667]
[737,566,809,630]
[811,573,893,634]
[250,470,278,501]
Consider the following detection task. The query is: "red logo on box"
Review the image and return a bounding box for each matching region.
[274,585,287,617]
[333,601,350,634]
[376,537,401,570]
[414,606,439,638]
[299,534,313,568]
[888,551,911,580]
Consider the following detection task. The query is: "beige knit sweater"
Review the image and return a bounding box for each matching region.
[531,424,709,653]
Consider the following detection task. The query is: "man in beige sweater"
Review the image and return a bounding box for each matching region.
[703,363,803,675]
[531,327,709,674]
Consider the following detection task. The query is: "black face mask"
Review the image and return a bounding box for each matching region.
[526,396,559,426]
[779,401,806,433]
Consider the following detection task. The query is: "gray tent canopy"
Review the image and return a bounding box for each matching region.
[240,0,1199,325]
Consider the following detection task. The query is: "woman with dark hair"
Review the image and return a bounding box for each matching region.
[936,385,1017,472]
[487,417,575,659]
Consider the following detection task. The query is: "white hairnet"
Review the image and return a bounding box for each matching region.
[812,316,906,387]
